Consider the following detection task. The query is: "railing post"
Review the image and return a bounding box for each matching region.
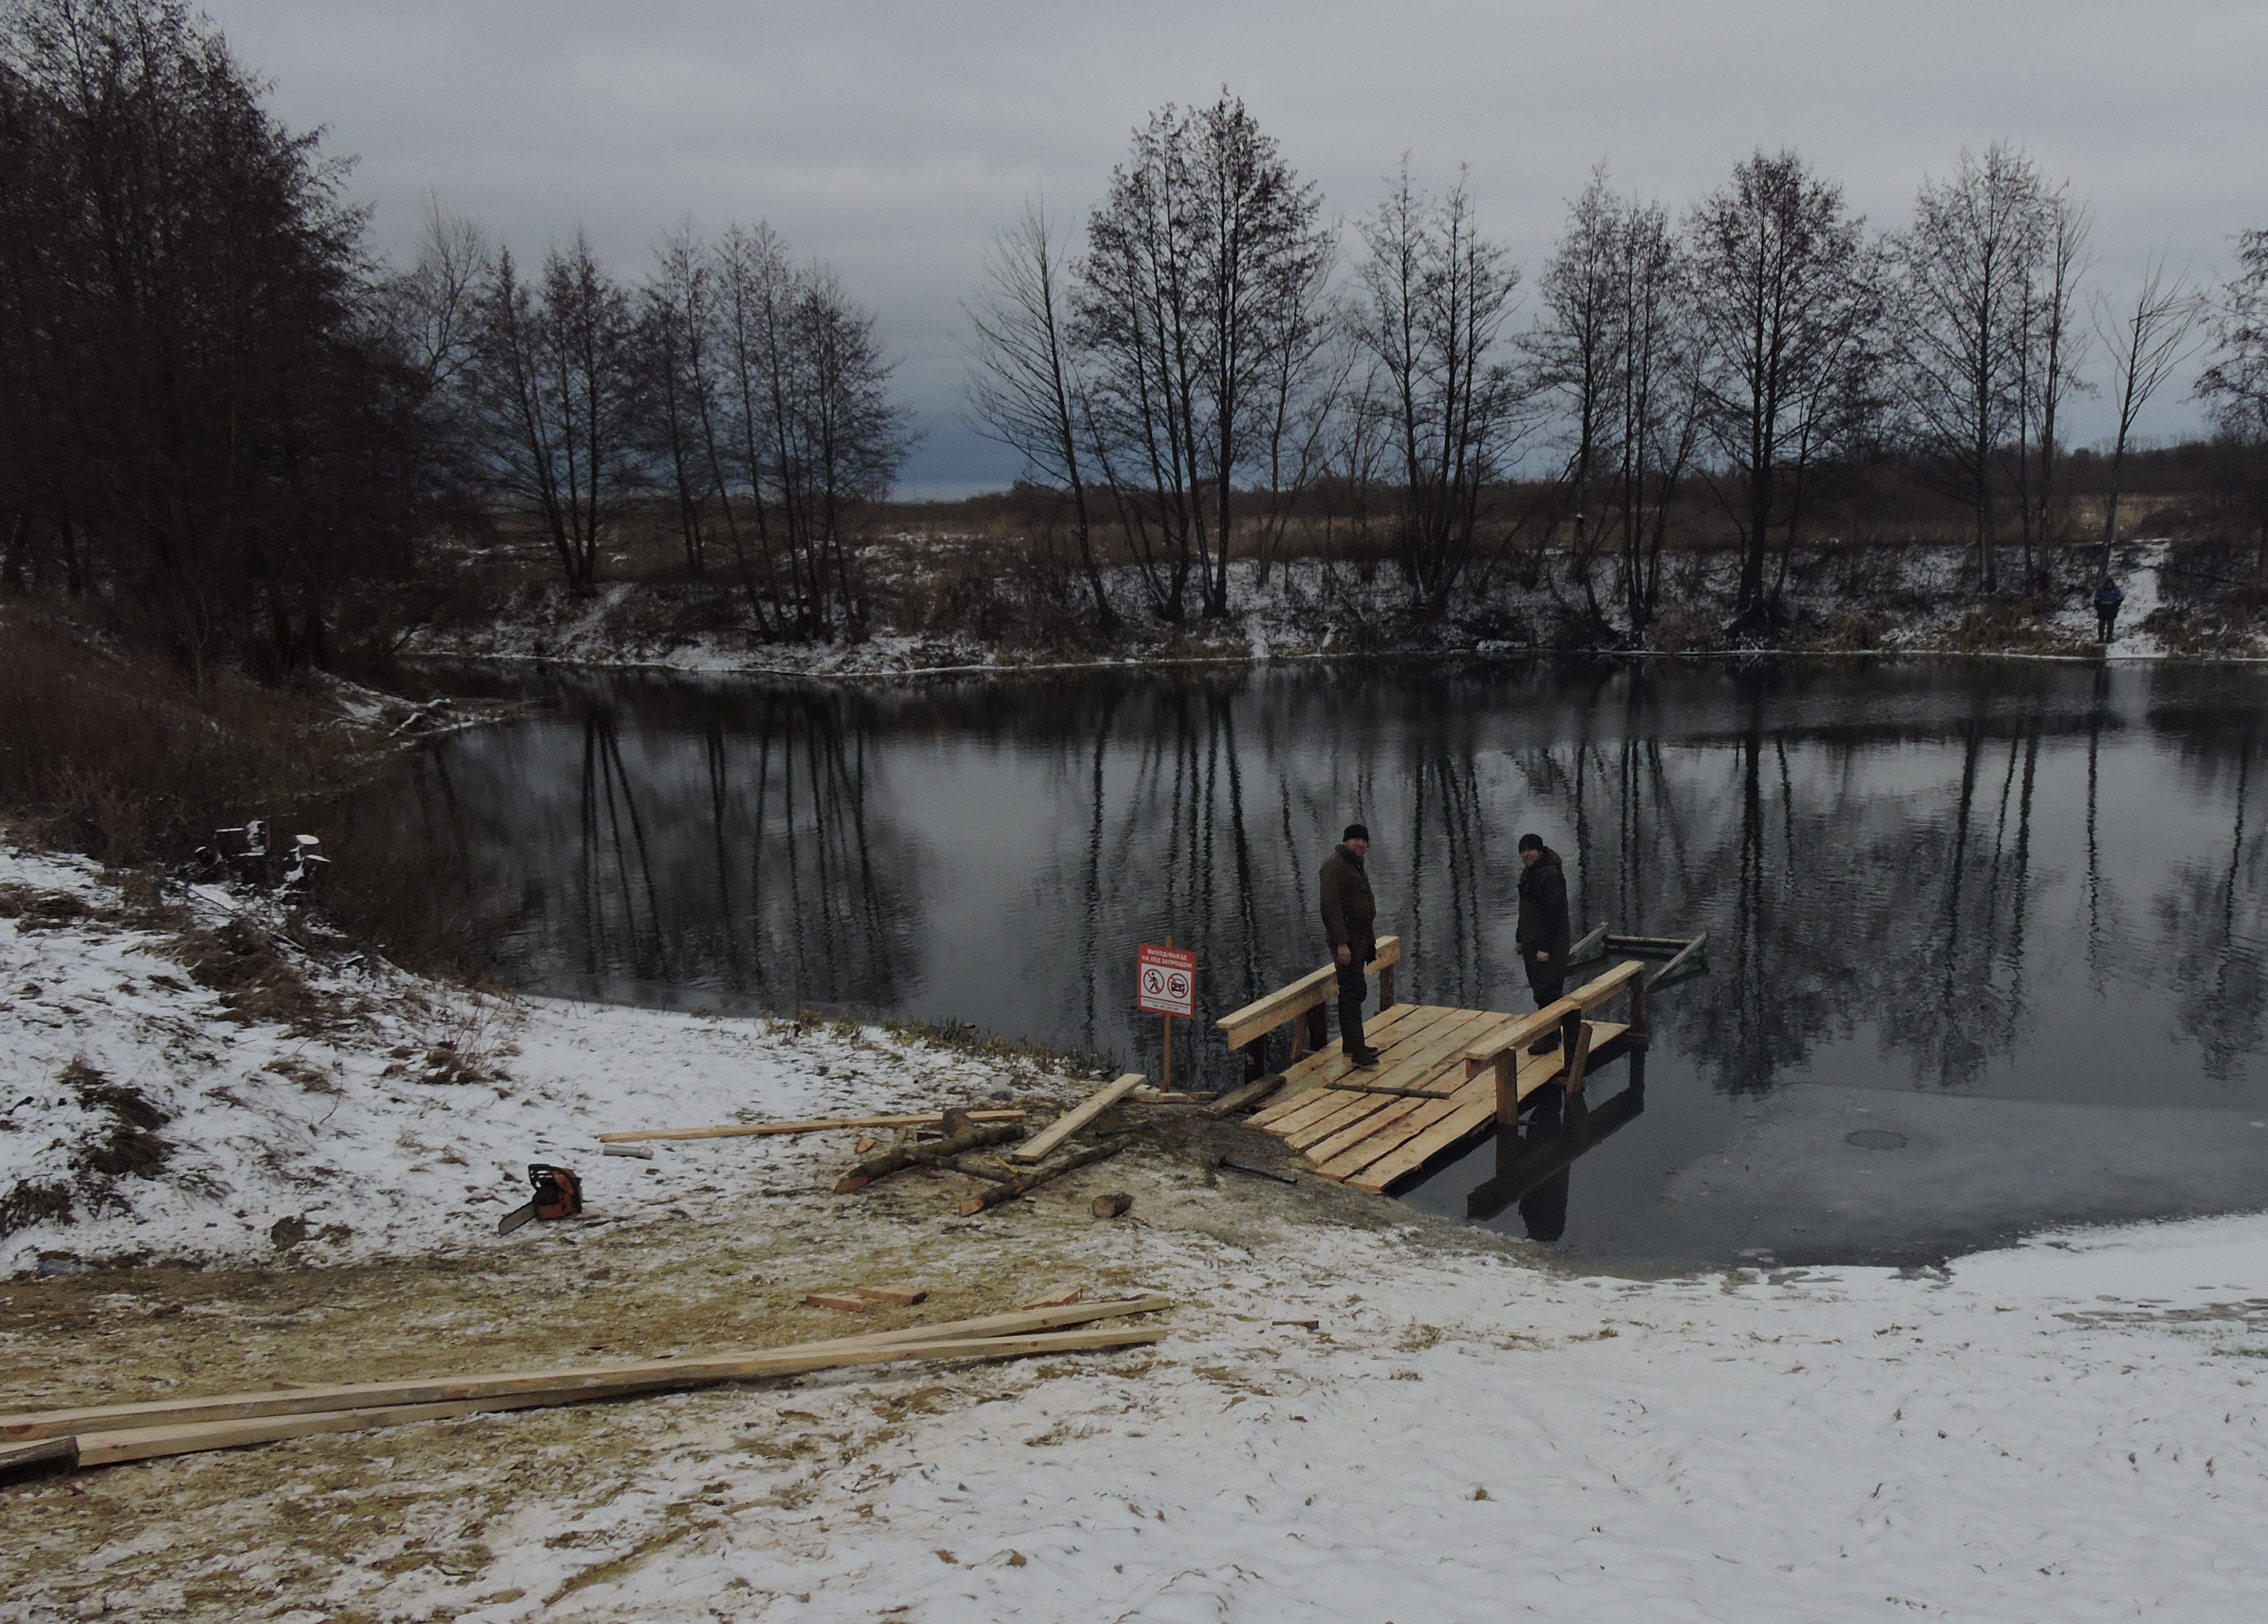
[1628,975,1649,1048]
[1378,962,1396,1011]
[1494,1053,1518,1126]
[1305,1003,1330,1055]
[1288,1015,1309,1064]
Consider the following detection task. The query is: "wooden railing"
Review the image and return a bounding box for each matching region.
[1216,934,1402,1077]
[1463,958,1648,1123]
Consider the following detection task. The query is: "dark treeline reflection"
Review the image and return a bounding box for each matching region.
[384,659,2267,1111]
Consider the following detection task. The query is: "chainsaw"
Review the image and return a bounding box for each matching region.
[496,1163,583,1235]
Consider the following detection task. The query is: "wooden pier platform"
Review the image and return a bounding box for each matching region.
[1242,1006,1629,1192]
[1215,934,1694,1196]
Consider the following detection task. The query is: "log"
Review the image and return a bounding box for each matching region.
[1089,1191,1133,1218]
[1205,1073,1285,1118]
[946,1156,1017,1183]
[601,1109,1026,1145]
[1007,1075,1142,1164]
[960,1137,1130,1217]
[1,1295,1174,1443]
[834,1122,1024,1194]
[62,1327,1170,1470]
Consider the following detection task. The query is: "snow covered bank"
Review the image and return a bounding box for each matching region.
[0,846,1047,1277]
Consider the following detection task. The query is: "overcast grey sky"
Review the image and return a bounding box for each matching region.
[206,0,2268,496]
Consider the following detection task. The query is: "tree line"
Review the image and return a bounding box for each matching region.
[972,97,2268,636]
[5,1,2267,675]
[0,0,912,673]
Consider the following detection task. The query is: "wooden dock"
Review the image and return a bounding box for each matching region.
[1216,934,1696,1196]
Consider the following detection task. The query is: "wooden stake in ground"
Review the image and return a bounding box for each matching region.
[834,1122,1023,1194]
[1008,1075,1142,1164]
[959,1137,1130,1217]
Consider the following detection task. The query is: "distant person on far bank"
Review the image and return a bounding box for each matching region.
[1517,833,1570,1053]
[2094,576,2124,642]
[1319,824,1382,1069]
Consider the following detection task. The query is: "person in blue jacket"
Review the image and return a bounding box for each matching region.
[2093,577,2125,642]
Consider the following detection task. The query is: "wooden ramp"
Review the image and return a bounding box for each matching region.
[1243,1006,1628,1193]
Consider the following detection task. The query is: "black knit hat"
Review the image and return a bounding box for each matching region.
[1517,832,1544,853]
[1343,823,1370,843]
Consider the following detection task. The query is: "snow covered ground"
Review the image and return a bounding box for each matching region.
[6,844,2268,1622]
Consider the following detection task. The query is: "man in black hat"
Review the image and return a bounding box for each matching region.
[1516,832,1570,1052]
[1318,824,1381,1069]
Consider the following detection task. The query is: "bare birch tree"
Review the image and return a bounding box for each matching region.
[2093,251,2204,570]
[2195,228,2268,577]
[1687,150,1876,628]
[1890,144,2047,594]
[1531,166,1625,630]
[964,196,1112,622]
[1349,163,1528,612]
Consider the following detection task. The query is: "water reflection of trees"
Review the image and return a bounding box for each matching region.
[389,659,2266,1097]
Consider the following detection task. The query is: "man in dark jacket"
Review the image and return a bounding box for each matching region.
[1516,832,1570,1052]
[2094,577,2125,642]
[1319,823,1381,1069]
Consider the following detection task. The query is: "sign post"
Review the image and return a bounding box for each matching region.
[1136,939,1197,1092]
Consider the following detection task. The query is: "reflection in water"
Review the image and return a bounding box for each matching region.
[1468,1050,1650,1240]
[385,658,2268,1264]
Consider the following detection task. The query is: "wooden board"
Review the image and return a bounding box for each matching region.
[1204,1073,1285,1118]
[601,1109,1025,1145]
[1245,1003,1447,1130]
[1215,935,1403,1052]
[1338,1023,1629,1192]
[1007,1074,1142,1164]
[1,1295,1173,1443]
[66,1327,1169,1469]
[1271,1012,1497,1149]
[1462,960,1645,1072]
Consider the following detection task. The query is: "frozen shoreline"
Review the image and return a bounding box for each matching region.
[4,844,2267,1620]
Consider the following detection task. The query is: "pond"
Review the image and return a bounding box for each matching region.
[364,656,2268,1272]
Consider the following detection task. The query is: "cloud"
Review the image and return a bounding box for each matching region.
[207,0,2268,493]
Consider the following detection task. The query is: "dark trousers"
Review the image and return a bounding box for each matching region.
[1523,949,1565,1050]
[2097,608,2117,640]
[1336,958,1369,1055]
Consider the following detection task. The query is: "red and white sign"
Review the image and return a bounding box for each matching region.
[1136,943,1197,1018]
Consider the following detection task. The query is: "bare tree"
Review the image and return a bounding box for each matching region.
[2195,227,2268,578]
[1531,166,1625,630]
[964,196,1112,623]
[2014,188,2093,589]
[1075,91,1329,622]
[637,227,716,582]
[1890,144,2047,594]
[1349,162,1529,612]
[2093,251,2204,571]
[473,233,640,594]
[1608,198,1700,635]
[1687,150,1877,628]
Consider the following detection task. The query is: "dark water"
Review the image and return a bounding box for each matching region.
[368,657,2268,1270]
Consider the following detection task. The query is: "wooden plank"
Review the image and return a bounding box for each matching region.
[1300,1058,1475,1168]
[1205,1073,1285,1118]
[66,1327,1170,1469]
[1568,921,1609,962]
[1246,1004,1442,1128]
[1320,1024,1628,1188]
[1216,936,1402,1052]
[1,1297,1174,1443]
[1462,961,1645,1074]
[1647,931,1709,986]
[1007,1075,1142,1164]
[1312,1070,1491,1182]
[1274,1014,1497,1150]
[1604,934,1692,953]
[853,1286,928,1307]
[601,1109,1025,1145]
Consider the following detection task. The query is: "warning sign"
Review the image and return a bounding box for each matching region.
[1136,943,1197,1019]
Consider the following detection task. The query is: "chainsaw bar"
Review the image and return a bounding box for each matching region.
[496,1199,539,1236]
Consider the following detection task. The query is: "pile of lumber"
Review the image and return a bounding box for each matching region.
[0,1295,1170,1479]
[826,1076,1144,1217]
